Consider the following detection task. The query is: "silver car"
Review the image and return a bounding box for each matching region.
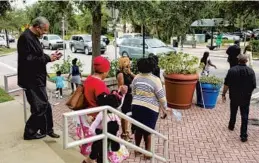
[40,34,65,50]
[119,37,176,58]
[69,34,106,55]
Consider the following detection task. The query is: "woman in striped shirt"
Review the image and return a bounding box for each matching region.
[132,57,167,159]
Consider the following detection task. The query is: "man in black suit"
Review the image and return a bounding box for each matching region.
[226,40,241,68]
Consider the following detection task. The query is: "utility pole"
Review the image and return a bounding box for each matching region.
[112,6,118,60]
[142,24,145,58]
[62,16,66,61]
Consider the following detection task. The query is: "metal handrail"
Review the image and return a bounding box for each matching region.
[63,106,168,163]
[3,73,28,123]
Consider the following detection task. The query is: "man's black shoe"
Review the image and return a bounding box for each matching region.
[228,125,234,131]
[48,132,60,138]
[241,137,248,142]
[24,133,46,140]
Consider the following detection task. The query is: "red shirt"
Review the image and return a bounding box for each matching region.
[84,75,110,117]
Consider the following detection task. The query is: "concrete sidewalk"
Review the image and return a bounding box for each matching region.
[0,100,66,163]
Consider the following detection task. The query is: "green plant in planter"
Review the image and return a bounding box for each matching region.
[199,75,223,88]
[158,52,201,75]
[51,55,83,74]
[108,59,118,78]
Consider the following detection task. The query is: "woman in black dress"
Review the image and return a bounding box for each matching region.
[117,56,135,141]
[148,54,167,119]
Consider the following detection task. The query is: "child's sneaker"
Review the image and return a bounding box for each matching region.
[60,96,63,99]
[55,94,59,98]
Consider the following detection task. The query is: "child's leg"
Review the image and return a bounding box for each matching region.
[71,83,74,92]
[89,140,102,162]
[60,88,63,96]
[55,88,59,97]
[76,83,79,88]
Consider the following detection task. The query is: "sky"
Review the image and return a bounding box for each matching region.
[10,0,37,9]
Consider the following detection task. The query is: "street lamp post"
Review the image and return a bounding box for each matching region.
[62,16,66,61]
[142,24,145,58]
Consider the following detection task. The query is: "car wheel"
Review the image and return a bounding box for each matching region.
[41,43,44,49]
[84,47,89,55]
[71,46,76,53]
[49,44,53,50]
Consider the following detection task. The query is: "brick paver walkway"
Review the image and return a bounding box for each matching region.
[50,91,259,163]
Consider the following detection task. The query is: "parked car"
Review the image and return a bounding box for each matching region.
[0,37,6,47]
[113,33,142,46]
[40,34,65,50]
[8,35,15,43]
[119,37,176,59]
[69,34,106,55]
[221,34,240,41]
[101,35,110,45]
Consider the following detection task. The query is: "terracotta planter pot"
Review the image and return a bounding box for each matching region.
[164,73,198,109]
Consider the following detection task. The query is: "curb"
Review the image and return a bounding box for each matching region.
[0,51,17,57]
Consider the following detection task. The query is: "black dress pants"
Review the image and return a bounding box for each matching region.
[24,87,54,136]
[229,101,250,138]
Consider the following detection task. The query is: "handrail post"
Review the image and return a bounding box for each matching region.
[4,75,8,93]
[102,109,108,163]
[22,90,27,123]
[151,135,155,163]
[63,114,68,149]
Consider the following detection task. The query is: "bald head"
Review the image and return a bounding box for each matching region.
[30,16,49,38]
[238,54,248,64]
[32,16,49,28]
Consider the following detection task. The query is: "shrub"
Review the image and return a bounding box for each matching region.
[159,52,201,75]
[250,40,259,53]
[199,75,223,87]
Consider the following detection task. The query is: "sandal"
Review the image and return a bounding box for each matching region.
[160,113,167,119]
[144,155,152,160]
[134,151,141,157]
[121,133,130,141]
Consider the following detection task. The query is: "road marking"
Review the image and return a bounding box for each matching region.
[0,61,17,72]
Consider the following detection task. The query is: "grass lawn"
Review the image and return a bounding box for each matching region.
[253,52,259,59]
[0,87,13,103]
[0,47,16,56]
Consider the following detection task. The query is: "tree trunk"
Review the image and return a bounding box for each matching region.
[91,2,102,74]
[4,29,9,48]
[123,23,126,33]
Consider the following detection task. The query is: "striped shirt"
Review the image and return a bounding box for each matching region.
[132,73,167,112]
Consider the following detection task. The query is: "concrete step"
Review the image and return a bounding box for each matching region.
[43,130,85,163]
[0,100,65,163]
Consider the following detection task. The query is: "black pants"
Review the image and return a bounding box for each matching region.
[71,83,78,92]
[56,88,63,96]
[24,87,53,136]
[229,101,250,138]
[90,140,103,163]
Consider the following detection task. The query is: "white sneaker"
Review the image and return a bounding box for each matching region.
[55,94,59,98]
[60,96,63,99]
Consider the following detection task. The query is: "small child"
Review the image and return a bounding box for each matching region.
[83,92,123,163]
[200,51,217,76]
[68,58,81,94]
[52,71,65,99]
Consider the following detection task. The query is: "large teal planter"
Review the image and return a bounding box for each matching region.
[196,82,221,109]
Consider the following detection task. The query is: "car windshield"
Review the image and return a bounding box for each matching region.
[48,35,61,40]
[146,39,167,48]
[83,35,91,41]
